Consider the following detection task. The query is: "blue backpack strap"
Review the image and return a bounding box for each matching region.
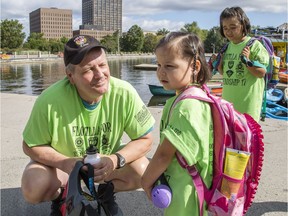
[212,43,229,75]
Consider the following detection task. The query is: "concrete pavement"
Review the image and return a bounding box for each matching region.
[1,93,287,215]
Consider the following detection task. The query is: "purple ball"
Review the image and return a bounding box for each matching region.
[151,184,172,208]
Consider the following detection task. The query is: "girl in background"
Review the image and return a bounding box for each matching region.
[217,6,269,121]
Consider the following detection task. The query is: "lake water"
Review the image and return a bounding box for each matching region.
[0,56,169,106]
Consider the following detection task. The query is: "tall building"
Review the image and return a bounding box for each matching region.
[29,8,73,40]
[82,0,122,32]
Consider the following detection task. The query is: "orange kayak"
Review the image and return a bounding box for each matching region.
[279,71,288,84]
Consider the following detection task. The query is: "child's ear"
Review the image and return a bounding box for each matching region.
[191,59,201,75]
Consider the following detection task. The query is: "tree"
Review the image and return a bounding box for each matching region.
[122,25,144,52]
[23,33,47,50]
[156,28,170,36]
[142,33,158,53]
[203,26,227,53]
[101,31,118,52]
[181,22,207,41]
[1,19,26,49]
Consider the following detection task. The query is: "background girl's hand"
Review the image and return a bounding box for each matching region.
[242,46,250,59]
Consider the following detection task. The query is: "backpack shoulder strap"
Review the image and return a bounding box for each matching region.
[170,85,213,216]
[212,43,229,74]
[246,37,256,48]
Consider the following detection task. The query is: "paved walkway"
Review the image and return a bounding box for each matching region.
[1,93,287,215]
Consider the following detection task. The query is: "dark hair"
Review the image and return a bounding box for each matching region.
[219,6,251,38]
[155,32,211,85]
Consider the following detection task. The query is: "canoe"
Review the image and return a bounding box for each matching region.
[278,71,288,84]
[148,83,223,97]
[266,101,288,121]
[148,84,176,96]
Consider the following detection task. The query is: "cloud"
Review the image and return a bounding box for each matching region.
[122,17,185,32]
[123,0,287,15]
[1,0,286,39]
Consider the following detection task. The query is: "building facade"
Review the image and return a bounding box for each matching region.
[82,0,122,32]
[73,29,114,41]
[29,8,73,40]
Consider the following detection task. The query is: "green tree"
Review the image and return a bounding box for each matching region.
[203,27,227,53]
[156,28,170,36]
[142,33,158,53]
[101,31,119,52]
[122,25,144,52]
[23,33,47,50]
[1,19,26,49]
[181,22,207,41]
[60,36,69,45]
[49,39,64,53]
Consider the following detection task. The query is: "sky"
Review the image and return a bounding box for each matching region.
[1,0,287,37]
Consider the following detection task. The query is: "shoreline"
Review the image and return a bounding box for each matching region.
[0,54,156,64]
[0,53,214,64]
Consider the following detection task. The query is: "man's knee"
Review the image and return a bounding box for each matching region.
[21,162,60,203]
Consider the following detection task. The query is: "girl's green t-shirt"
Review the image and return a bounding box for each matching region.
[160,95,214,216]
[222,36,269,121]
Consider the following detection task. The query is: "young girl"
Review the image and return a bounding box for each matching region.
[217,6,269,122]
[141,32,213,216]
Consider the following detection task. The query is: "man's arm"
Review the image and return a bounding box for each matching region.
[109,132,153,169]
[22,141,82,174]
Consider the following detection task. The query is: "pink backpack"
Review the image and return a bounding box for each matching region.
[171,85,264,216]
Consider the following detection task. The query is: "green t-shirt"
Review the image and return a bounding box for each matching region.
[23,76,155,157]
[222,36,269,121]
[160,95,214,216]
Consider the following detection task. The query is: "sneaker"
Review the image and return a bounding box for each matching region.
[98,181,123,216]
[50,188,65,216]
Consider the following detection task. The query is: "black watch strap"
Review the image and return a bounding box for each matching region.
[115,153,126,169]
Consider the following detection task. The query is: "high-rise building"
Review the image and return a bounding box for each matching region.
[82,0,122,32]
[29,8,73,40]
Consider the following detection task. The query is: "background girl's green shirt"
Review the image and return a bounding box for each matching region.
[160,95,213,216]
[23,77,155,157]
[222,36,269,121]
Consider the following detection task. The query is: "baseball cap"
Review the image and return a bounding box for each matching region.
[64,35,106,66]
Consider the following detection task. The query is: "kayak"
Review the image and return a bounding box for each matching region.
[278,71,288,84]
[266,88,284,102]
[266,101,288,121]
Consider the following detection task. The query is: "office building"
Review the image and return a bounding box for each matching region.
[82,0,122,32]
[29,8,73,40]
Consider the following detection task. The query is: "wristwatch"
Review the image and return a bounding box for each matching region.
[115,153,126,169]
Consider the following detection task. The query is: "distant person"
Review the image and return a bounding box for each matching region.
[21,35,155,216]
[141,32,213,216]
[214,6,269,121]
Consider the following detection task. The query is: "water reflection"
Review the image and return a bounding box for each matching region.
[0,57,171,106]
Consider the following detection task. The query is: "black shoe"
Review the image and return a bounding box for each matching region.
[98,181,123,216]
[50,188,65,216]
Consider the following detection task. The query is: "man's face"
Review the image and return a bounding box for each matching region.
[67,48,110,103]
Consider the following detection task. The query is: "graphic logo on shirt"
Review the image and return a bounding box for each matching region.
[88,136,98,146]
[135,105,152,127]
[75,137,84,147]
[228,61,234,69]
[72,122,112,155]
[226,70,234,77]
[102,134,109,146]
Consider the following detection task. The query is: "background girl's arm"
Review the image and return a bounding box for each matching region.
[141,138,176,200]
[242,46,266,78]
[217,54,224,75]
